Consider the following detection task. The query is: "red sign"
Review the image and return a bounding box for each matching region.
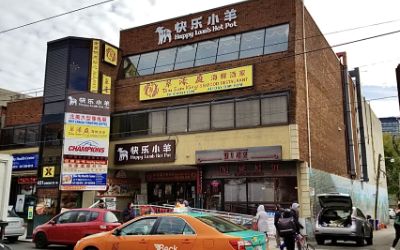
[18,177,37,184]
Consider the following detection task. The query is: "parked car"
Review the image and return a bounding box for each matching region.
[74,212,267,250]
[5,208,25,243]
[314,192,373,246]
[389,208,396,219]
[32,208,121,249]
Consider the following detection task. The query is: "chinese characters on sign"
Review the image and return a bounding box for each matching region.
[140,65,253,100]
[104,44,118,66]
[90,40,100,93]
[66,92,111,116]
[115,140,176,164]
[102,74,112,95]
[156,8,238,45]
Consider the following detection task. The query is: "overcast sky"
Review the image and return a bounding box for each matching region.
[0,0,399,118]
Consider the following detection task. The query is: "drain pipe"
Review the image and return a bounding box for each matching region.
[350,68,368,181]
[337,52,356,177]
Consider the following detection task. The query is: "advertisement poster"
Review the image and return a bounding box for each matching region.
[12,153,39,171]
[15,194,25,213]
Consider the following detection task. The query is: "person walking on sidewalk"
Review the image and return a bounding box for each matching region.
[255,205,269,237]
[274,204,282,248]
[391,203,400,250]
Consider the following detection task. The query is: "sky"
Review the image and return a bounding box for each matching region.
[0,0,399,118]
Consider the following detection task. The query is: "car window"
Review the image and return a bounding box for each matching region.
[89,212,99,221]
[57,211,79,224]
[120,218,157,236]
[357,209,366,219]
[75,211,91,223]
[155,217,193,235]
[104,211,119,223]
[197,216,246,233]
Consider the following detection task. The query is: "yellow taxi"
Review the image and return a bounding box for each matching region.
[74,212,266,250]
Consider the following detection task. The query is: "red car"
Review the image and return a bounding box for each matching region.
[33,208,121,248]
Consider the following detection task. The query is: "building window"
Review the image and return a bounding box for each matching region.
[264,24,289,54]
[195,39,218,66]
[189,104,210,132]
[167,107,188,133]
[261,95,288,125]
[13,127,26,145]
[217,35,241,63]
[235,99,260,128]
[123,55,140,78]
[26,126,39,146]
[149,110,166,135]
[0,128,13,148]
[137,51,158,75]
[211,101,234,129]
[240,29,265,59]
[125,113,149,136]
[155,48,176,74]
[175,44,197,70]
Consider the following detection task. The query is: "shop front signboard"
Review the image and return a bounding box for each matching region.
[12,153,39,171]
[115,140,176,164]
[139,65,253,101]
[196,146,282,164]
[66,91,111,116]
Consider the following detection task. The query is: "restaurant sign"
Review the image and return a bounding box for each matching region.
[196,146,282,164]
[140,65,253,101]
[156,8,238,45]
[115,140,175,164]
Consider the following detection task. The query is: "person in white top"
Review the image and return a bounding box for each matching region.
[255,204,269,235]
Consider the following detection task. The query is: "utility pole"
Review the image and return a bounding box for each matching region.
[374,153,382,221]
[396,64,400,111]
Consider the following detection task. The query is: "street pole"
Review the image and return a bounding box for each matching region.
[374,153,382,222]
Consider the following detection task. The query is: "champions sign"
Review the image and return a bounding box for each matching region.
[139,65,253,101]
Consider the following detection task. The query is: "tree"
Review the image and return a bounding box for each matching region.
[383,134,400,199]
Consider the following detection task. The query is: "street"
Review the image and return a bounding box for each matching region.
[3,225,397,250]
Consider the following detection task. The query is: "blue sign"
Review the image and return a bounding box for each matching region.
[12,154,39,171]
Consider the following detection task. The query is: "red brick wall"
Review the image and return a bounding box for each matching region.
[5,97,43,127]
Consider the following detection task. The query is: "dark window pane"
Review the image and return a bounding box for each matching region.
[155,48,176,73]
[44,101,65,115]
[125,113,149,137]
[13,127,26,145]
[111,115,124,138]
[26,126,39,146]
[240,29,265,59]
[175,44,197,70]
[195,39,218,66]
[123,55,140,78]
[217,35,240,62]
[121,218,157,236]
[155,217,187,235]
[137,52,158,75]
[69,47,90,91]
[264,24,289,54]
[0,128,13,147]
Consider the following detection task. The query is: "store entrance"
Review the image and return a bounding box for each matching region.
[147,182,196,207]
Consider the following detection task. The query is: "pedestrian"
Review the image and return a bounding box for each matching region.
[255,205,269,237]
[290,203,304,250]
[122,202,135,222]
[391,203,400,250]
[97,199,105,209]
[274,204,282,248]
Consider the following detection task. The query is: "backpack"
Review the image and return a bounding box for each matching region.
[276,210,296,236]
[395,213,400,225]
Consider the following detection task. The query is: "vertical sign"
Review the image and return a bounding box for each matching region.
[90,40,100,93]
[102,74,112,95]
[104,44,118,66]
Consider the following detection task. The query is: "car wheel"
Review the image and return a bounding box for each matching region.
[35,232,48,249]
[7,236,18,243]
[316,236,324,245]
[366,231,373,245]
[356,231,365,246]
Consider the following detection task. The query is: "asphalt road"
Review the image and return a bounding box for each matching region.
[3,224,397,250]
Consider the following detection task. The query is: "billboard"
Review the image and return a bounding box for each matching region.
[12,153,39,171]
[66,91,111,116]
[139,65,253,100]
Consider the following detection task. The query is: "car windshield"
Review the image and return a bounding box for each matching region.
[8,210,19,217]
[197,216,246,233]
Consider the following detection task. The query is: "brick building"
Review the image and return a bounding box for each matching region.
[0,0,388,233]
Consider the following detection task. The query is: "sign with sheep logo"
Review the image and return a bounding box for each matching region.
[115,140,176,164]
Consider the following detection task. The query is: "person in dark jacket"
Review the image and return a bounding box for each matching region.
[274,204,282,248]
[291,203,304,250]
[122,202,135,222]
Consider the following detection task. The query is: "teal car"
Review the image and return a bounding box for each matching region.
[74,211,267,250]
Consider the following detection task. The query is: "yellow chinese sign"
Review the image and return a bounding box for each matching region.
[104,44,118,66]
[102,74,112,95]
[139,65,253,101]
[42,166,55,178]
[90,40,100,93]
[65,124,109,139]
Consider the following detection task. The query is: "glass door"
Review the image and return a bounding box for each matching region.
[224,178,247,214]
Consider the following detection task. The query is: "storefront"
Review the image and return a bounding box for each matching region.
[197,146,298,214]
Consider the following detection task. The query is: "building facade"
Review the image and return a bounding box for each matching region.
[0,0,388,233]
[380,117,400,135]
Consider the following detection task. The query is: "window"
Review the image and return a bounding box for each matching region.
[247,178,274,203]
[26,126,39,146]
[195,39,218,66]
[189,105,210,131]
[120,218,157,236]
[137,52,158,75]
[105,211,119,223]
[224,178,246,202]
[69,47,90,91]
[217,35,241,62]
[167,107,187,133]
[13,127,26,144]
[150,110,166,134]
[175,44,197,70]
[155,48,176,73]
[58,211,78,224]
[240,29,265,59]
[211,102,234,129]
[0,128,13,147]
[197,216,245,233]
[111,115,124,138]
[123,55,140,78]
[264,24,289,54]
[155,217,188,235]
[261,95,288,125]
[235,99,260,127]
[121,113,148,137]
[89,212,99,221]
[75,211,91,223]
